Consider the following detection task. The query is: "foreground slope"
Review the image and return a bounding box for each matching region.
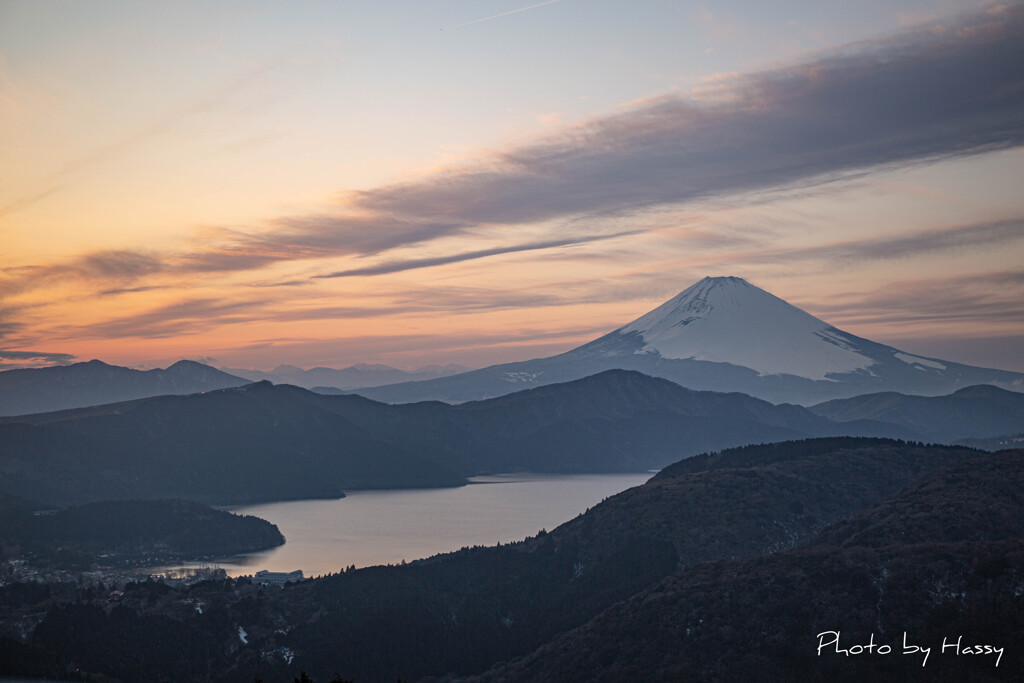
[355,277,1024,405]
[263,440,972,682]
[8,439,980,682]
[465,450,1024,682]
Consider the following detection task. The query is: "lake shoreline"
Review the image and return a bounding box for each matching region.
[150,471,654,578]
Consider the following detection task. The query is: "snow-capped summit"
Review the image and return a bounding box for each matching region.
[353,276,1024,405]
[618,276,874,380]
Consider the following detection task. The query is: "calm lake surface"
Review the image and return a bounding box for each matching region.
[168,472,652,578]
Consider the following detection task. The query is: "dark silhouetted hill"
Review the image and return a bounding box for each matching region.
[463,449,1024,682]
[0,372,915,506]
[12,439,1017,682]
[223,439,980,681]
[0,496,283,569]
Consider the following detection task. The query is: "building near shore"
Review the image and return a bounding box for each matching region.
[253,569,304,585]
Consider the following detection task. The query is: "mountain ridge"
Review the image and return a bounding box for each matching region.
[0,359,249,417]
[221,362,472,391]
[0,370,917,506]
[4,439,1018,682]
[351,276,1024,405]
[810,382,1024,441]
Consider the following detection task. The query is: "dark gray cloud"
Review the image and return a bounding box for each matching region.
[809,218,1024,263]
[0,349,76,365]
[338,6,1024,231]
[884,333,1024,373]
[732,216,1024,266]
[265,304,425,322]
[0,304,25,339]
[314,232,639,278]
[182,5,1024,272]
[253,288,566,323]
[247,279,314,288]
[0,250,165,298]
[73,298,271,340]
[72,280,589,342]
[78,250,165,279]
[98,285,166,296]
[388,286,564,313]
[218,323,615,368]
[811,269,1024,327]
[7,6,1023,297]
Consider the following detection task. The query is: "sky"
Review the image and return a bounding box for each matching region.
[1,0,1023,373]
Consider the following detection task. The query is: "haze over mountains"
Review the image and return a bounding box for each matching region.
[3,368,1024,508]
[2,274,1023,510]
[222,363,471,391]
[1,281,1021,682]
[353,277,1024,405]
[0,359,472,417]
[0,359,248,417]
[810,384,1024,442]
[3,276,1021,418]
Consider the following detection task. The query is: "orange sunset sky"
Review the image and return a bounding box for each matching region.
[2,1,1023,373]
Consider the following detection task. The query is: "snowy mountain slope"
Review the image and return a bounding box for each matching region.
[353,276,1024,405]
[618,276,874,380]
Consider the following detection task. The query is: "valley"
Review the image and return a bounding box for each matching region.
[6,0,1024,678]
[3,438,1020,682]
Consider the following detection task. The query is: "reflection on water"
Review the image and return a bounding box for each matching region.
[162,472,652,578]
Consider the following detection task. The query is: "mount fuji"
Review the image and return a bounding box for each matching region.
[353,276,1024,405]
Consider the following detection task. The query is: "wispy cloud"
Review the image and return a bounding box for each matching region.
[98,285,167,297]
[68,298,271,340]
[374,9,1022,225]
[727,217,1024,267]
[0,304,25,339]
[5,6,1024,298]
[812,269,1024,327]
[0,348,76,370]
[210,5,1024,269]
[445,0,563,30]
[314,231,638,278]
[0,250,166,298]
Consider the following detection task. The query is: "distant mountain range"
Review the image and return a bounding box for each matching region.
[0,358,471,417]
[810,383,1024,442]
[4,369,1023,507]
[220,362,471,390]
[0,359,248,417]
[6,276,1020,416]
[0,380,464,506]
[351,276,1024,405]
[0,370,921,506]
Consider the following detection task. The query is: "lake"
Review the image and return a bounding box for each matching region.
[164,472,653,578]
